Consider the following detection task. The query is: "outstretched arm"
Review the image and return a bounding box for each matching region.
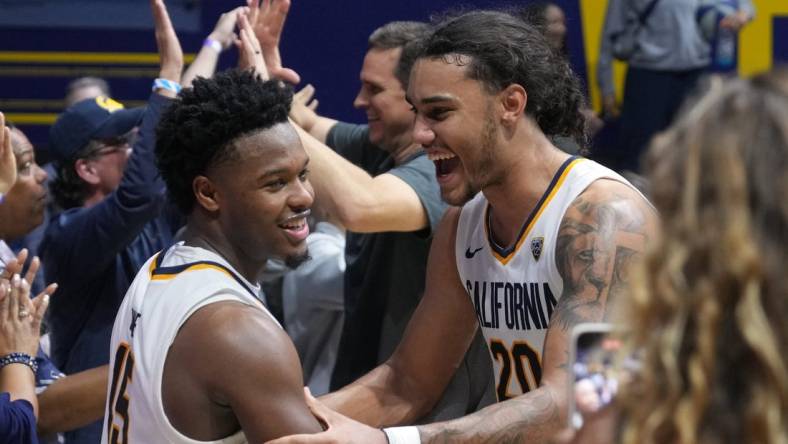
[290,85,338,144]
[37,365,108,436]
[266,208,481,444]
[181,6,247,88]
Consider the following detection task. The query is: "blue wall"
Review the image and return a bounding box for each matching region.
[0,0,586,159]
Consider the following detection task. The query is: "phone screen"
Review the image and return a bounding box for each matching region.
[568,323,623,429]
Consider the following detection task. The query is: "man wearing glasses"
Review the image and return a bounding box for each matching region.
[40,90,182,442]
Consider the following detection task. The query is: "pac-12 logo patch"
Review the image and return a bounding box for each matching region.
[530,237,544,261]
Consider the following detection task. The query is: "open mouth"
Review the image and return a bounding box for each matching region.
[278,211,311,243]
[427,151,461,179]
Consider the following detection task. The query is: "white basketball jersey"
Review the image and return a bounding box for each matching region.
[455,157,639,401]
[101,242,279,444]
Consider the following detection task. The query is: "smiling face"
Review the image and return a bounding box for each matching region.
[408,57,507,206]
[206,122,314,270]
[353,47,415,152]
[0,128,48,239]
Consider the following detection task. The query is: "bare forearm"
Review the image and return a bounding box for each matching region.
[181,45,220,88]
[37,365,108,435]
[293,124,383,231]
[418,386,564,444]
[306,116,338,144]
[322,363,432,427]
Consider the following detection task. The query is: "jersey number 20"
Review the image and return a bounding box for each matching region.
[489,339,542,401]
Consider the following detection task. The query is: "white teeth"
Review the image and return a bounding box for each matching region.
[281,219,305,229]
[427,152,457,161]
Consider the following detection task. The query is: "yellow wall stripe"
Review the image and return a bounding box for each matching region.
[5,113,59,125]
[0,51,195,65]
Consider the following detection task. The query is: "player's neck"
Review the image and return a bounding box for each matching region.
[484,134,570,248]
[180,221,265,284]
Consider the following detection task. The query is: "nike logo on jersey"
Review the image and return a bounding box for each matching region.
[465,246,484,258]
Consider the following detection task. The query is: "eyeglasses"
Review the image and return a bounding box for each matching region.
[84,132,135,159]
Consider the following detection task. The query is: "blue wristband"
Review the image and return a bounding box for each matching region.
[152,78,182,94]
[0,352,38,374]
[203,37,223,53]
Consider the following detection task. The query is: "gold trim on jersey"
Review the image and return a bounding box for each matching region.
[485,157,584,265]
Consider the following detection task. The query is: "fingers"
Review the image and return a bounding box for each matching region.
[247,0,260,23]
[275,67,301,85]
[5,249,28,278]
[36,283,58,301]
[7,274,20,324]
[308,99,318,111]
[23,256,39,285]
[0,280,8,305]
[31,292,50,331]
[301,387,334,427]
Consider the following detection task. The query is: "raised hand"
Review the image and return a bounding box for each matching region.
[290,85,320,131]
[247,0,300,84]
[0,275,49,357]
[237,12,270,80]
[2,249,59,302]
[151,0,184,90]
[209,6,248,51]
[0,112,16,195]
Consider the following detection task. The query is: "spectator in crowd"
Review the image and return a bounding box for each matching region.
[597,0,754,172]
[517,1,568,55]
[64,77,110,108]
[0,113,50,444]
[278,8,495,418]
[38,0,184,440]
[564,69,788,444]
[0,117,118,443]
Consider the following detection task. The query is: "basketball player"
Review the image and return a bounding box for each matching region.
[100,68,323,443]
[268,10,656,444]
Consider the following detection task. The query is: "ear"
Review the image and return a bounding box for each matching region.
[499,84,527,126]
[193,175,220,212]
[74,159,101,185]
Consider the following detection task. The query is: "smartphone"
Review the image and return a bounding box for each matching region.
[567,323,620,429]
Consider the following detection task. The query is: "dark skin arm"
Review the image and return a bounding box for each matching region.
[319,207,480,427]
[163,301,323,443]
[37,365,108,437]
[268,180,655,444]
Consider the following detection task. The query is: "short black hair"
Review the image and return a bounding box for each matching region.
[155,69,293,213]
[420,10,586,147]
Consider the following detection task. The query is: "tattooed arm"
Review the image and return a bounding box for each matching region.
[415,180,656,444]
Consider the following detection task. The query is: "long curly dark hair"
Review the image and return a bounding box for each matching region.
[420,10,586,147]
